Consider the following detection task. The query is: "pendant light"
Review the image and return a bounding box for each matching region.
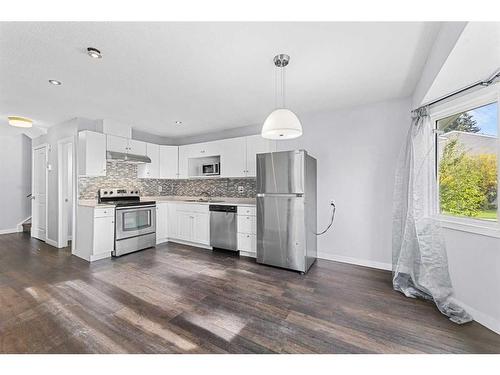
[261,54,302,140]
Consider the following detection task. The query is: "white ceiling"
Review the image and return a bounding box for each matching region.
[0,22,441,138]
[423,22,500,103]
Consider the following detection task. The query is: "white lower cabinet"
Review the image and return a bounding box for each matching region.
[156,203,169,244]
[237,233,256,253]
[237,205,257,257]
[75,206,115,262]
[168,203,210,246]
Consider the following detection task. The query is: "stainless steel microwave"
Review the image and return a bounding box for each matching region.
[202,163,220,176]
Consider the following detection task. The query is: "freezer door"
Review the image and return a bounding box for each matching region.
[256,194,306,272]
[257,150,304,194]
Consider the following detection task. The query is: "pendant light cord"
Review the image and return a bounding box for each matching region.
[282,64,286,108]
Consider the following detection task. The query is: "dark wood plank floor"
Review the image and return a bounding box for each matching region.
[1,232,499,353]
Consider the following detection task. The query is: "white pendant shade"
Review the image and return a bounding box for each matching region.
[261,108,303,140]
[8,116,33,128]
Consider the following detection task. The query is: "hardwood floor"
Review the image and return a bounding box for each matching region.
[0,232,499,353]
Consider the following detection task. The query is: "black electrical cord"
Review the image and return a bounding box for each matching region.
[315,202,336,236]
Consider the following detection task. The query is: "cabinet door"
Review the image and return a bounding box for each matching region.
[189,141,217,157]
[159,145,179,179]
[192,213,210,245]
[178,146,190,178]
[167,203,178,238]
[237,233,256,253]
[176,212,193,241]
[138,143,160,178]
[93,216,115,256]
[245,135,276,177]
[219,137,246,177]
[79,131,107,176]
[106,135,128,153]
[156,203,168,244]
[128,139,147,155]
[237,215,256,234]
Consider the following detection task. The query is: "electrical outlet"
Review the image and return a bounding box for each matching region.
[238,186,244,193]
[158,186,162,193]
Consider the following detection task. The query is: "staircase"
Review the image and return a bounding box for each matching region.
[22,219,31,234]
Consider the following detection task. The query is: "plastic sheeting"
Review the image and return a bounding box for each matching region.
[392,107,472,324]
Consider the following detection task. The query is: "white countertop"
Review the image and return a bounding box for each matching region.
[79,196,256,207]
[78,200,116,208]
[146,196,256,206]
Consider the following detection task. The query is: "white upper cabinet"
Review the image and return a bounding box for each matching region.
[219,137,246,178]
[159,145,179,179]
[106,134,129,153]
[178,145,190,179]
[245,135,276,177]
[78,131,107,176]
[137,143,160,178]
[128,139,147,155]
[106,135,146,155]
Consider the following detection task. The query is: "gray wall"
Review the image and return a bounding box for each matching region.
[0,134,32,231]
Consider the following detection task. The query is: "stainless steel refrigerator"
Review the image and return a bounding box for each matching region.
[256,150,317,273]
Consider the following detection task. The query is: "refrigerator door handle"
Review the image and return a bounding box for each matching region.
[257,193,304,198]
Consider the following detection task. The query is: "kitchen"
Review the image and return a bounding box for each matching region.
[76,126,268,262]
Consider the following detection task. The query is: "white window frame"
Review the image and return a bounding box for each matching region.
[429,83,500,238]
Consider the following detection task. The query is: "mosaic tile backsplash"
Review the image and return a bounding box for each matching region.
[79,161,256,199]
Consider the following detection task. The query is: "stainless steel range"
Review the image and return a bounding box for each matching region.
[98,188,156,257]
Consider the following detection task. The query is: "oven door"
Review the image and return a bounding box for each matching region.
[115,205,156,240]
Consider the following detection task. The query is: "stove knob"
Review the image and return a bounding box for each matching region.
[109,191,113,195]
[135,191,139,194]
[103,191,107,195]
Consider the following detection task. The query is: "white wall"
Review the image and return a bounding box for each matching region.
[275,97,411,269]
[445,229,500,334]
[0,134,32,232]
[412,22,467,107]
[32,117,99,244]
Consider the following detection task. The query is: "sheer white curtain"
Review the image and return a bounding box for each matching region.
[392,107,472,324]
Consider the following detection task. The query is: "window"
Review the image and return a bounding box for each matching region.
[436,101,498,223]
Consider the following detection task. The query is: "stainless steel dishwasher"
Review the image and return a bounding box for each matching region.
[209,205,237,251]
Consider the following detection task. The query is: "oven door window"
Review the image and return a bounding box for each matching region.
[123,210,151,231]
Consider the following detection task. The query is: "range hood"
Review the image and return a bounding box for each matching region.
[106,151,151,164]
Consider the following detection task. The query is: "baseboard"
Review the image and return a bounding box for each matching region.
[167,238,212,250]
[45,238,59,248]
[0,228,21,235]
[317,252,392,271]
[451,298,500,335]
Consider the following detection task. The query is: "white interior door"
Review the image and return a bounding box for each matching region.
[32,145,48,241]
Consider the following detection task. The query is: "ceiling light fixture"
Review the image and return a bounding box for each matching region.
[8,116,33,128]
[48,79,62,86]
[87,47,102,59]
[261,54,302,140]
[175,121,182,125]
